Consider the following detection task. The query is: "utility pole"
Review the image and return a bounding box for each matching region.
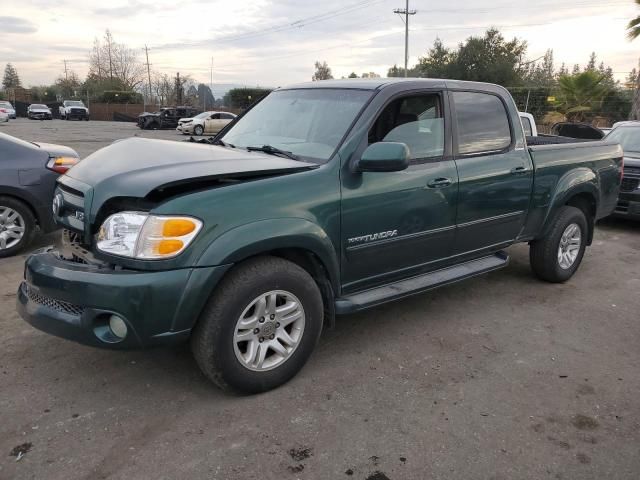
[63,59,69,81]
[210,57,213,109]
[394,0,416,77]
[144,45,153,105]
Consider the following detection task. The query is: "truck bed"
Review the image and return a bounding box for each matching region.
[519,139,623,239]
[526,135,595,146]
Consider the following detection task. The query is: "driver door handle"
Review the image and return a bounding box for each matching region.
[427,177,452,188]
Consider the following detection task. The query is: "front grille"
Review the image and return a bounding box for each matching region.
[624,166,640,176]
[24,284,84,316]
[70,108,85,115]
[621,178,640,192]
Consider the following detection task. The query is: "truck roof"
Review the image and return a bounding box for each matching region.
[281,78,508,95]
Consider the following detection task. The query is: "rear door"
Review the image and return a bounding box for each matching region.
[450,90,533,255]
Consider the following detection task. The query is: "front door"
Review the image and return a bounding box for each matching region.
[449,90,534,255]
[205,113,225,134]
[340,92,458,293]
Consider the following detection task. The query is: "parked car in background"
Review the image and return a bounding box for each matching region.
[0,132,79,257]
[16,79,623,394]
[0,108,8,123]
[606,124,640,219]
[27,104,53,120]
[0,101,17,119]
[519,112,537,136]
[59,100,90,120]
[138,106,200,130]
[177,111,237,136]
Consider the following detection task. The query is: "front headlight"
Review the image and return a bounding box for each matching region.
[96,211,202,259]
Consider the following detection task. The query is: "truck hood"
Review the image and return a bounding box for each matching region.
[33,141,79,159]
[63,137,317,211]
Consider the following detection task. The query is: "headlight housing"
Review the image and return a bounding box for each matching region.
[96,212,203,259]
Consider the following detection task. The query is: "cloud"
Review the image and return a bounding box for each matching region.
[0,16,38,34]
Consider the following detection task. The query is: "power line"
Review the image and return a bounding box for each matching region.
[394,0,416,77]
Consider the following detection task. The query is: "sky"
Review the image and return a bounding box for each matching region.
[1,0,639,96]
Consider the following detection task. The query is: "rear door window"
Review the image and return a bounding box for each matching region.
[453,92,512,155]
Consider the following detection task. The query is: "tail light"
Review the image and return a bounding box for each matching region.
[46,156,79,174]
[0,109,5,113]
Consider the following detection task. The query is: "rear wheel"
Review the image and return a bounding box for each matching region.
[191,256,324,394]
[530,206,588,283]
[0,197,36,258]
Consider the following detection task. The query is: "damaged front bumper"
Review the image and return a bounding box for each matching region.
[16,246,229,349]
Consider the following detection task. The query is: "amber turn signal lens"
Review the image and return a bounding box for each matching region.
[156,239,184,255]
[47,156,79,174]
[162,219,196,237]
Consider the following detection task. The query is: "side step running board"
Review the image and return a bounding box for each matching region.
[335,252,509,314]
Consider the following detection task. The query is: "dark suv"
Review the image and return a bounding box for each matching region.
[137,106,200,130]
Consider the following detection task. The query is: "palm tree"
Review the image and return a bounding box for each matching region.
[628,0,640,39]
[555,71,610,122]
[628,0,640,119]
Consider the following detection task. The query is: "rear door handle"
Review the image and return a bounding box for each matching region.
[427,177,452,188]
[510,166,528,175]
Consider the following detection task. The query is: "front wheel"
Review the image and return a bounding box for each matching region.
[0,197,36,258]
[193,124,204,136]
[191,256,324,394]
[530,206,588,283]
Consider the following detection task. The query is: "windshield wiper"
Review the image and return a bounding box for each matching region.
[246,145,299,160]
[211,138,235,148]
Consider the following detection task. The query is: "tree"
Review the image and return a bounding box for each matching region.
[348,72,359,78]
[2,63,21,90]
[312,61,333,81]
[626,0,640,39]
[88,30,145,91]
[627,1,640,119]
[197,84,215,109]
[585,52,597,71]
[554,71,611,122]
[226,87,272,109]
[55,71,81,98]
[523,49,555,88]
[416,38,454,78]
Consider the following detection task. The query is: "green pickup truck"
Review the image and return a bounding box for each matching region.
[17,79,623,393]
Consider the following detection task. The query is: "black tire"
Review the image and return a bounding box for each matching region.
[84,116,89,121]
[0,196,37,258]
[530,206,588,283]
[191,256,324,394]
[193,124,204,136]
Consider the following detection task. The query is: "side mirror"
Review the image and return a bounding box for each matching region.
[357,142,410,172]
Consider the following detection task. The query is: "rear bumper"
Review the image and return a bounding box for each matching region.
[17,248,230,349]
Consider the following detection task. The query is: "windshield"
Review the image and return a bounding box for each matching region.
[194,112,213,119]
[65,101,84,107]
[31,104,47,109]
[606,126,640,154]
[0,101,11,107]
[221,88,373,162]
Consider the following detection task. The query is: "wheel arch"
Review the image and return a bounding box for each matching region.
[195,219,340,328]
[539,169,599,245]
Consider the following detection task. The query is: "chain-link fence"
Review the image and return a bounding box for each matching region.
[507,87,634,133]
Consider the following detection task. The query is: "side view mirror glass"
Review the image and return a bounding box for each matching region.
[357,142,410,172]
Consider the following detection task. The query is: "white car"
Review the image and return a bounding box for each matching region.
[0,108,8,123]
[0,101,16,119]
[177,111,236,136]
[27,104,53,120]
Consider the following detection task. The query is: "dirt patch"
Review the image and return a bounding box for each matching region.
[289,446,312,462]
[288,464,304,473]
[577,384,595,395]
[9,442,32,458]
[576,453,591,464]
[571,415,599,430]
[366,472,391,480]
[547,436,571,449]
